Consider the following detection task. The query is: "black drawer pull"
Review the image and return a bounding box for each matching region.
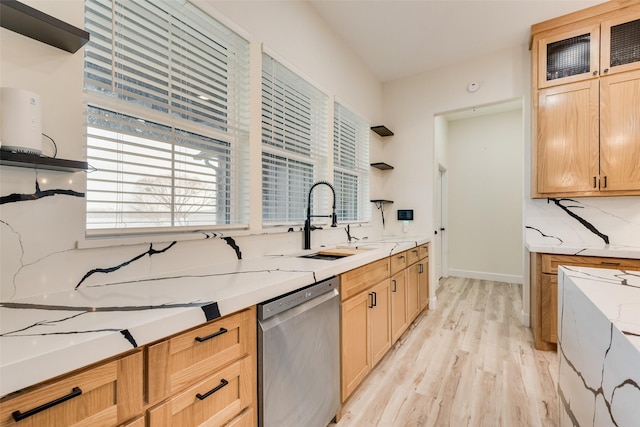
[392,279,397,292]
[601,261,621,266]
[12,387,82,421]
[196,379,229,400]
[195,327,228,342]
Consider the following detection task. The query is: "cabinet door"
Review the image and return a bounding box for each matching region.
[340,292,370,402]
[600,10,640,76]
[540,274,558,344]
[406,264,420,322]
[599,69,640,193]
[418,260,429,311]
[390,269,408,343]
[369,279,391,367]
[537,79,599,194]
[537,24,600,88]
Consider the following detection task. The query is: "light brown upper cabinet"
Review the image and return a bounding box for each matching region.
[532,5,640,198]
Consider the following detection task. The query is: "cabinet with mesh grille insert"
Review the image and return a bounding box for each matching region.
[531,4,640,198]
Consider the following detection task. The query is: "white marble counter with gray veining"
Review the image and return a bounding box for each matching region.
[0,236,429,397]
[558,266,640,426]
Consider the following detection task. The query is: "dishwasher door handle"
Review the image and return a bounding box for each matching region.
[259,288,339,331]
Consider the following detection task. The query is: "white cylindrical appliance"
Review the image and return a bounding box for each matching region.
[0,87,43,155]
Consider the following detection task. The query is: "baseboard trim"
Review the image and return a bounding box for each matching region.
[447,269,523,285]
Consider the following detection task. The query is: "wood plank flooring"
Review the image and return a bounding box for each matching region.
[332,276,558,427]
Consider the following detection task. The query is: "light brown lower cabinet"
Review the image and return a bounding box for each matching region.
[406,262,421,322]
[531,253,640,350]
[418,254,429,311]
[340,277,391,402]
[341,244,430,403]
[145,307,257,426]
[0,351,143,427]
[390,269,408,343]
[147,356,253,426]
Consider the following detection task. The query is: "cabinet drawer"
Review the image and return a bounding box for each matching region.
[390,251,408,275]
[224,408,254,427]
[147,308,255,404]
[341,258,390,301]
[0,351,143,427]
[406,247,420,266]
[418,243,429,260]
[147,356,253,427]
[540,254,640,274]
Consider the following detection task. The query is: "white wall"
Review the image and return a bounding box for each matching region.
[381,44,530,239]
[447,108,524,283]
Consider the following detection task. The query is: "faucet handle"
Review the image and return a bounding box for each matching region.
[331,212,337,227]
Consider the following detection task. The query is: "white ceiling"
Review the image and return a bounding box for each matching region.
[308,0,605,82]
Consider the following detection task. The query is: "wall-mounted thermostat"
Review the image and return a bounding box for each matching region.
[397,209,413,221]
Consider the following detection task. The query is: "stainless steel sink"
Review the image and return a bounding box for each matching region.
[299,253,349,261]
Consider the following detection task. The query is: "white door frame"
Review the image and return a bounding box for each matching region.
[437,163,448,280]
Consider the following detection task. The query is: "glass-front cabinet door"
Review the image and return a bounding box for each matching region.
[537,24,600,88]
[600,10,640,76]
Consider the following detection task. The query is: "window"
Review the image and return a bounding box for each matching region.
[333,103,370,222]
[261,54,328,224]
[84,0,249,233]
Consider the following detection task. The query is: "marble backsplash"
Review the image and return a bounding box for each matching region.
[0,167,376,300]
[525,197,640,251]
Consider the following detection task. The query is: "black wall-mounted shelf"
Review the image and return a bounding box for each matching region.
[371,125,394,137]
[370,199,393,204]
[370,162,394,170]
[0,151,89,172]
[0,0,90,53]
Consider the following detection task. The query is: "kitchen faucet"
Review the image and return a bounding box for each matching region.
[304,181,337,250]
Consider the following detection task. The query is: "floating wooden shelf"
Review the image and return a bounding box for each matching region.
[0,0,90,53]
[370,162,394,170]
[370,125,394,137]
[0,151,89,172]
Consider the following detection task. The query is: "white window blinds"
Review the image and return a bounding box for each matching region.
[334,103,370,222]
[261,54,328,224]
[84,0,249,233]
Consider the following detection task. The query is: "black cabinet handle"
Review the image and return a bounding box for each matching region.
[593,176,597,188]
[603,176,607,188]
[419,263,424,274]
[195,328,228,342]
[593,70,598,75]
[368,293,374,308]
[392,279,397,292]
[196,379,229,400]
[12,387,82,421]
[372,291,377,307]
[601,261,621,266]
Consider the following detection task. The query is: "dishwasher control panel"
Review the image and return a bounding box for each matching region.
[257,276,339,320]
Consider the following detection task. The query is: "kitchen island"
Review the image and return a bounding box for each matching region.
[558,266,640,427]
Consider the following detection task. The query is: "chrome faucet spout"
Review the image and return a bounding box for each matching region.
[304,181,337,250]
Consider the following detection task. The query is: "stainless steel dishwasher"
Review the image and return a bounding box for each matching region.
[257,276,340,427]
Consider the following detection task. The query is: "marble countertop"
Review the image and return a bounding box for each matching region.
[0,236,429,397]
[526,243,640,259]
[560,266,640,352]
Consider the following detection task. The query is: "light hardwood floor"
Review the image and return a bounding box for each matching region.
[333,276,558,427]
